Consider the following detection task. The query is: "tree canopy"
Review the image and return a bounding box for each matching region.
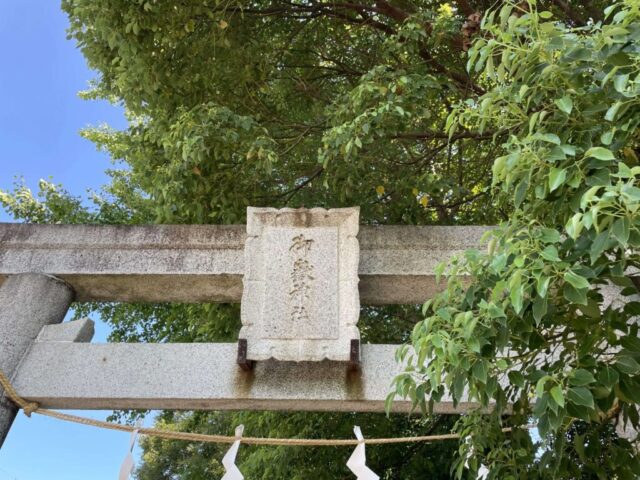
[1,0,639,478]
[390,1,640,478]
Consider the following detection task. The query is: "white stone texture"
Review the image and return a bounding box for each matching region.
[12,342,473,414]
[0,223,491,304]
[0,273,73,447]
[36,318,95,343]
[240,207,360,361]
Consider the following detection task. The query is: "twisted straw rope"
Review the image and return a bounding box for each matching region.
[0,367,534,446]
[0,367,39,416]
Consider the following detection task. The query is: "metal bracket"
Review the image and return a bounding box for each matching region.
[236,339,255,371]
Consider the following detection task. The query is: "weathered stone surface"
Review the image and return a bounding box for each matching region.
[0,223,491,304]
[0,273,73,447]
[12,342,472,414]
[0,223,245,303]
[36,318,95,343]
[241,207,360,361]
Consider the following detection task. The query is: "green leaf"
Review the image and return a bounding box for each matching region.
[567,387,594,408]
[613,74,629,92]
[536,375,552,398]
[468,336,481,353]
[574,434,587,462]
[509,371,525,388]
[514,178,529,207]
[421,300,432,316]
[612,217,630,246]
[511,289,523,314]
[509,271,524,313]
[601,129,615,145]
[437,308,451,322]
[538,414,550,437]
[580,185,601,209]
[585,147,615,161]
[598,366,619,389]
[605,101,622,121]
[620,335,640,353]
[564,284,588,305]
[616,355,640,375]
[622,185,640,201]
[570,369,596,386]
[619,375,640,403]
[550,385,565,407]
[548,167,567,192]
[537,276,551,297]
[540,245,561,262]
[564,270,590,290]
[579,298,601,319]
[555,96,573,115]
[590,230,610,264]
[487,303,506,318]
[566,212,584,239]
[384,391,396,415]
[472,361,487,384]
[532,295,547,325]
[538,133,561,144]
[539,228,560,243]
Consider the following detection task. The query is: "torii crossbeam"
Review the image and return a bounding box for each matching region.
[0,220,487,446]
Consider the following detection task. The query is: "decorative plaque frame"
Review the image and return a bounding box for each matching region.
[239,207,360,362]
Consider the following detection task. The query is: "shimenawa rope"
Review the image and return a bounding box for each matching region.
[0,367,534,446]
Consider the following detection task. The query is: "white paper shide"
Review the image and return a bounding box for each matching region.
[346,426,379,480]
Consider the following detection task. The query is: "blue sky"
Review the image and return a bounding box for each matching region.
[0,1,127,221]
[0,2,148,479]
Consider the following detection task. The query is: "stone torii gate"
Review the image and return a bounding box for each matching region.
[0,207,491,447]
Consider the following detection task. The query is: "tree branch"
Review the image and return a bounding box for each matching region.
[391,129,496,141]
[215,1,484,94]
[454,0,476,17]
[279,167,325,202]
[550,0,587,25]
[374,0,410,23]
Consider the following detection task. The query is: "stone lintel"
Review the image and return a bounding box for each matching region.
[0,223,491,304]
[12,342,471,414]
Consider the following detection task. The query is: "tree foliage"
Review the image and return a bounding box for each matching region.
[391,1,640,478]
[60,0,507,226]
[2,0,638,477]
[136,411,457,479]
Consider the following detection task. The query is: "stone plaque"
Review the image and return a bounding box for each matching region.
[240,207,360,361]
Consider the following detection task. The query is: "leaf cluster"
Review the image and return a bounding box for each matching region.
[392,1,640,477]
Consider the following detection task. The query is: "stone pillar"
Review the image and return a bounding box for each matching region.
[0,273,74,448]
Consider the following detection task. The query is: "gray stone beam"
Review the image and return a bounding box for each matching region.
[0,223,490,304]
[0,273,74,447]
[12,342,471,414]
[36,318,95,343]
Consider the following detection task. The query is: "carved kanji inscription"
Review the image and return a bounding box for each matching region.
[240,207,360,362]
[288,234,315,333]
